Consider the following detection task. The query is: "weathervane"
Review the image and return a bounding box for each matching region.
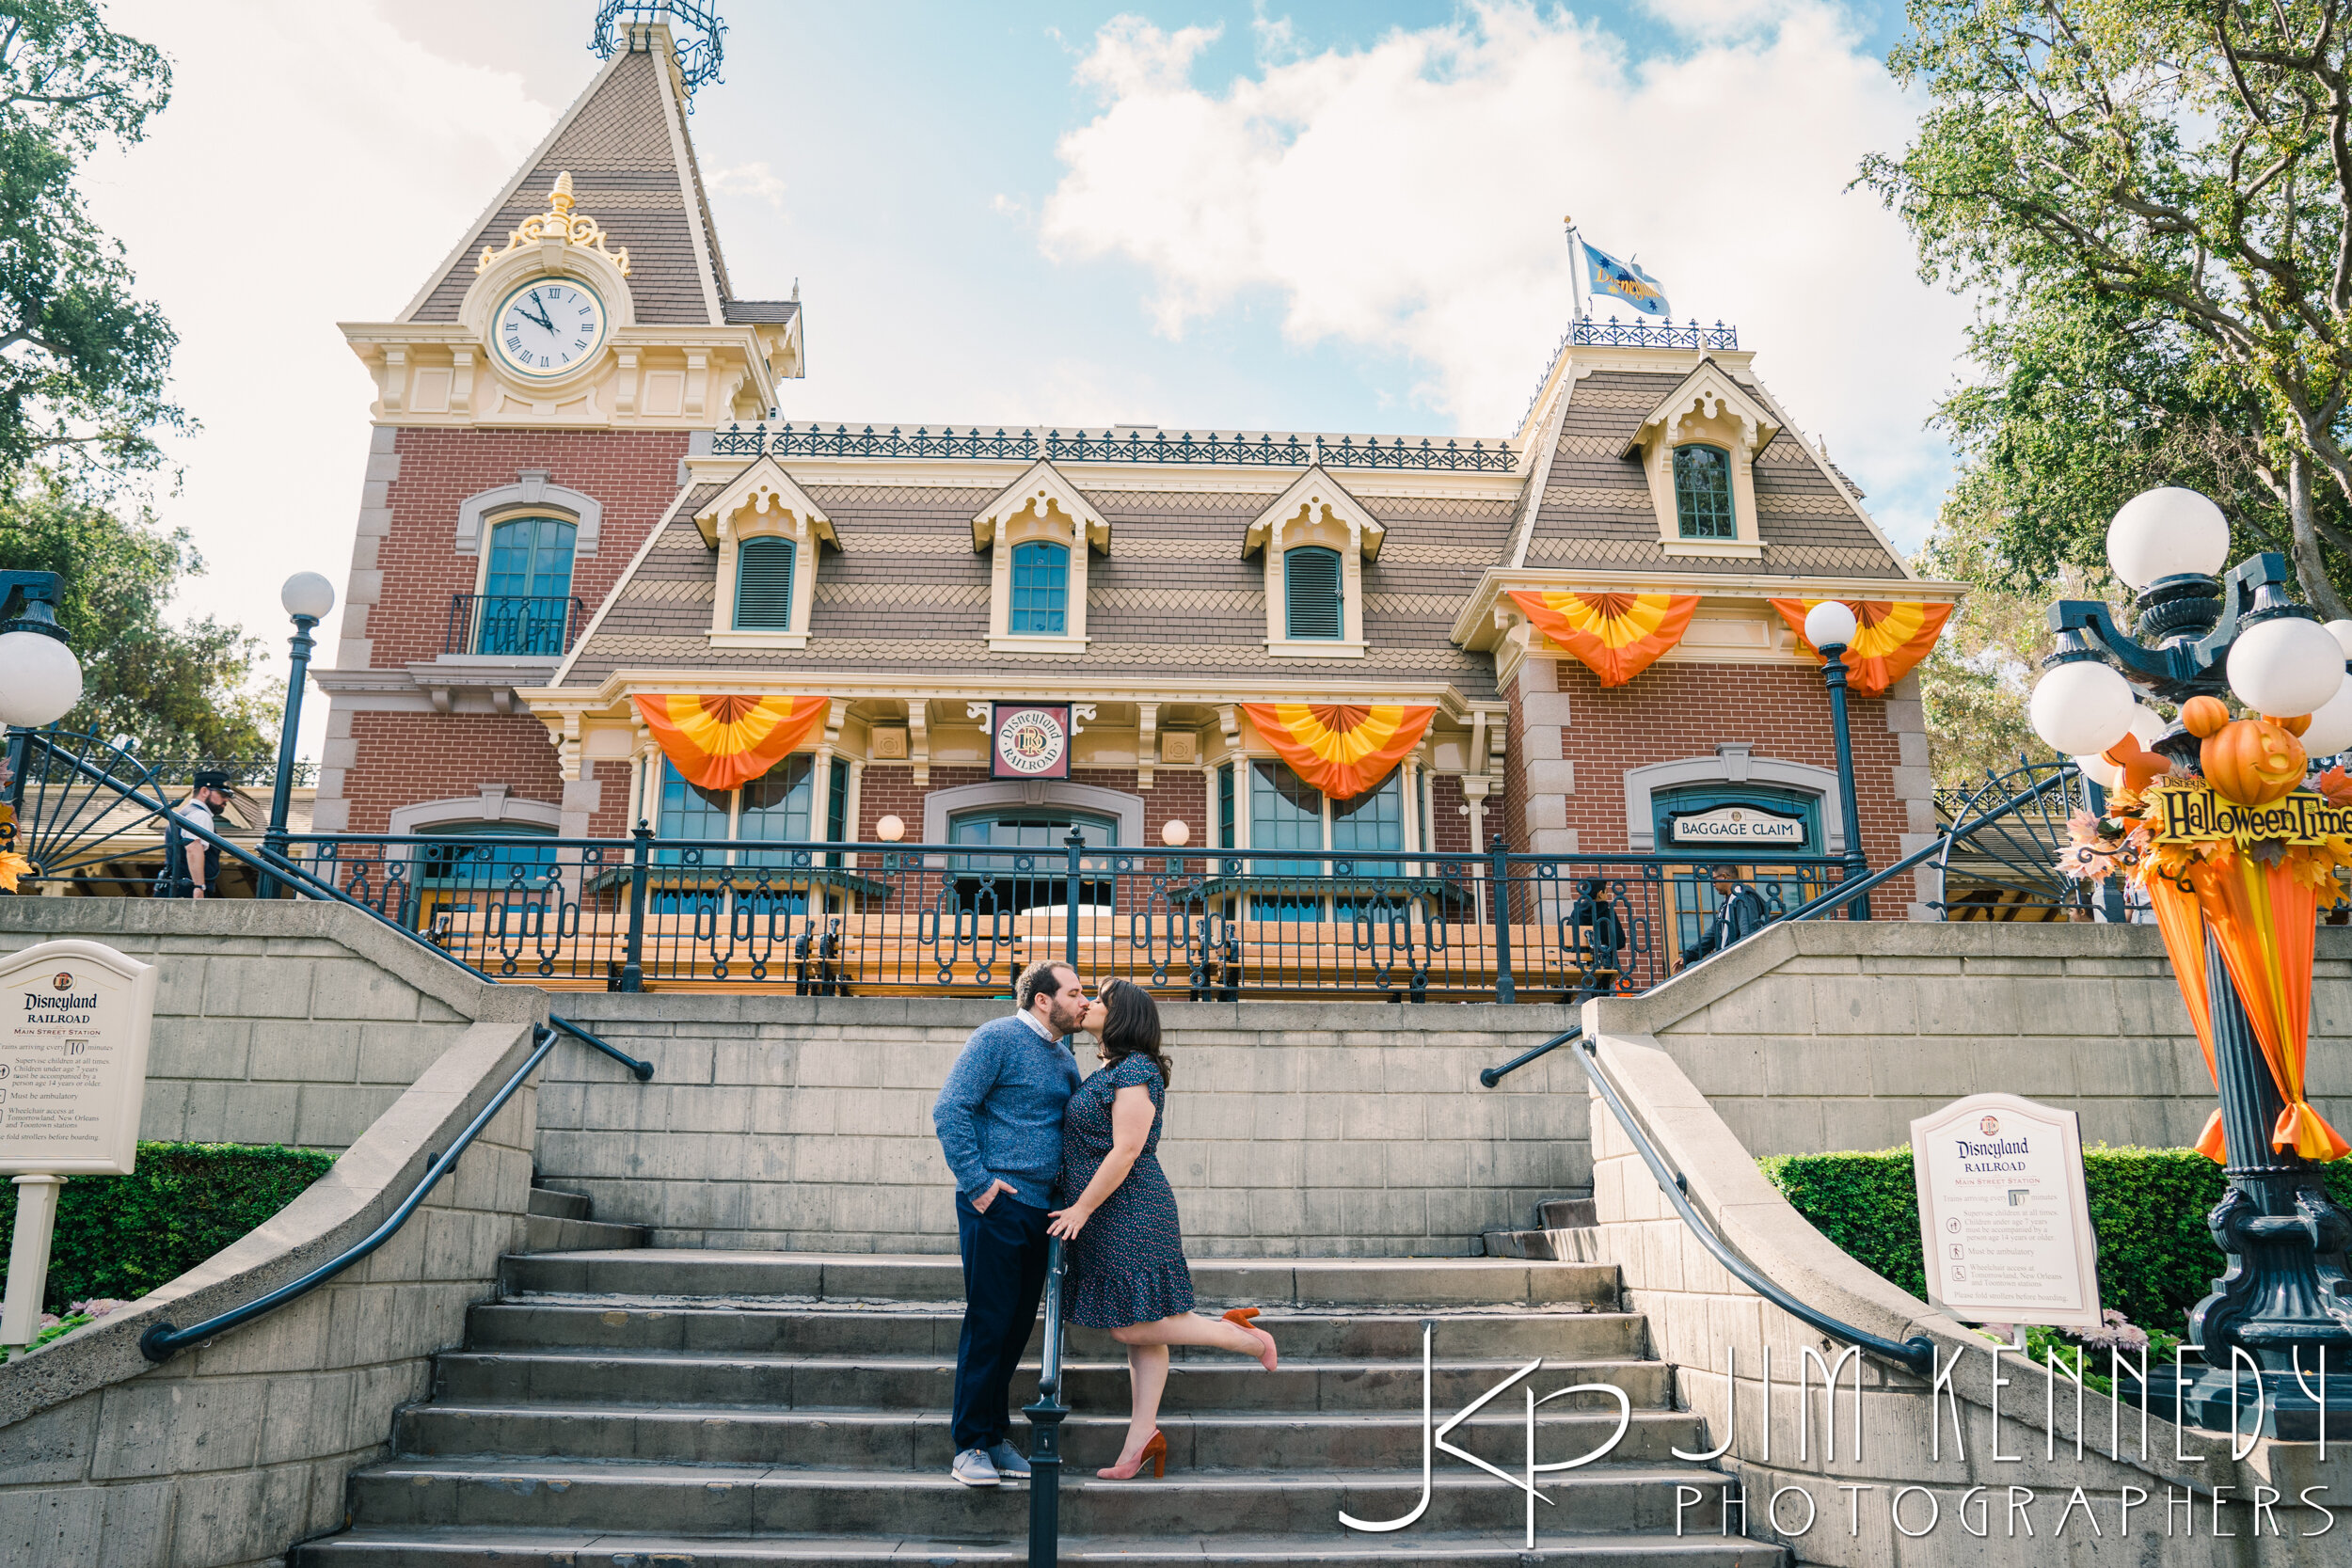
[590,1,725,104]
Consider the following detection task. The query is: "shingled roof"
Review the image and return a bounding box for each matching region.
[401,40,792,329]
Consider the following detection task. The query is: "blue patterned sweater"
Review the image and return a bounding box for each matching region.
[930,1013,1082,1206]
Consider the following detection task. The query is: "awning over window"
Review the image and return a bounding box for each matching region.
[1240,703,1436,800]
[1769,598,1952,695]
[1508,590,1698,688]
[632,694,831,791]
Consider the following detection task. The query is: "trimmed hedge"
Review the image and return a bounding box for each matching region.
[1758,1146,2352,1333]
[0,1141,336,1314]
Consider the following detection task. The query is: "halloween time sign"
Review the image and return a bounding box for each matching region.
[2147,785,2352,846]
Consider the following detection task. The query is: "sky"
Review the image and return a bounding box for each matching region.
[79,0,1958,759]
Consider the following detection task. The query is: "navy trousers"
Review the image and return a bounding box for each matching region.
[951,1189,1051,1452]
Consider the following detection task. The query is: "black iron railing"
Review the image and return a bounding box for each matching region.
[257,828,1852,1001]
[1570,316,1739,350]
[445,594,585,657]
[708,422,1517,472]
[1024,1236,1070,1566]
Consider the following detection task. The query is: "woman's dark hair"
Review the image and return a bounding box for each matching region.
[1097,978,1171,1085]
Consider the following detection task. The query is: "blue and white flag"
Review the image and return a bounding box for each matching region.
[1580,238,1670,319]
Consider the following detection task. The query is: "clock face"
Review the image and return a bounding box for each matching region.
[494,278,607,377]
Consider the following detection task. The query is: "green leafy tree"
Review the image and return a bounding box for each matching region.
[0,487,271,754]
[1866,0,2352,620]
[0,0,182,488]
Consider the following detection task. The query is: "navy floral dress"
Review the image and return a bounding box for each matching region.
[1057,1052,1196,1328]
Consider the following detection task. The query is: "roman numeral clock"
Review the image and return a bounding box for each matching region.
[496,279,608,377]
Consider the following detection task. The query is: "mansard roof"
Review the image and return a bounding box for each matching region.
[399,39,793,330]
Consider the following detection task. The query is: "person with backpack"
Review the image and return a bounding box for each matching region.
[158,771,231,899]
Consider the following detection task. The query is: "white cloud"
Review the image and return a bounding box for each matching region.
[1040,1,1965,546]
[708,161,788,212]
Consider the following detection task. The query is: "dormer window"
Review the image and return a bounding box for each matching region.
[1284,546,1343,640]
[1673,445,1736,540]
[1009,540,1070,635]
[733,536,796,629]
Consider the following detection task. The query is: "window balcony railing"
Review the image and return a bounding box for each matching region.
[708,422,1518,472]
[446,594,585,657]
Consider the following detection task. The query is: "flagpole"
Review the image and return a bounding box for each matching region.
[1564,215,1586,323]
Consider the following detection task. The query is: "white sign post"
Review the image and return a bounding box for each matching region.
[0,939,158,1346]
[1910,1091,2104,1331]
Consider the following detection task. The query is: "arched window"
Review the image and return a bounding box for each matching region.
[479,516,577,654]
[1672,445,1735,540]
[1284,546,1343,640]
[733,536,797,629]
[1009,540,1069,635]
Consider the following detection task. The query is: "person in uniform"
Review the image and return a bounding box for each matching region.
[159,770,232,899]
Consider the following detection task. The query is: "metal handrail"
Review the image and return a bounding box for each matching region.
[1568,1034,1936,1376]
[139,1023,559,1363]
[1478,1026,1580,1088]
[1783,768,2078,925]
[20,733,653,1081]
[1024,1235,1070,1567]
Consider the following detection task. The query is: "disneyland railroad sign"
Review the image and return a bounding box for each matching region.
[991,703,1072,780]
[1910,1092,2103,1331]
[1,939,157,1175]
[1666,803,1807,847]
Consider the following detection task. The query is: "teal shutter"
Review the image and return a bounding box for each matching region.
[1284,546,1343,640]
[734,537,797,629]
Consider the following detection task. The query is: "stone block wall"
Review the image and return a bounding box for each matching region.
[541,995,1588,1255]
[0,900,554,1568]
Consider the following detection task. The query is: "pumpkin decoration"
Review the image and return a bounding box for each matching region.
[2182,695,2232,737]
[2268,713,2314,736]
[2201,716,2309,806]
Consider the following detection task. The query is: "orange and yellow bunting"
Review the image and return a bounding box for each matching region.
[1508,590,1697,688]
[1769,599,1953,696]
[1240,703,1437,800]
[632,694,832,792]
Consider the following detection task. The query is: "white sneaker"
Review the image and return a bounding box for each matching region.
[951,1448,1000,1487]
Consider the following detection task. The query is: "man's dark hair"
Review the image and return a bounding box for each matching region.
[1017,959,1076,1012]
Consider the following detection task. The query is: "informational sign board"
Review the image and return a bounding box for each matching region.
[1911,1092,2103,1330]
[1667,803,1807,847]
[992,704,1073,780]
[0,938,159,1176]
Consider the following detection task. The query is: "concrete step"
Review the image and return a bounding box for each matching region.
[391,1401,1708,1469]
[519,1214,651,1253]
[501,1250,1619,1309]
[294,1525,1785,1566]
[341,1459,1739,1538]
[461,1301,1648,1360]
[430,1348,1678,1413]
[1537,1196,1597,1230]
[525,1186,592,1222]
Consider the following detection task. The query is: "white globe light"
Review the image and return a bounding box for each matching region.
[2226,616,2346,717]
[875,815,905,843]
[0,630,84,728]
[2028,660,2137,755]
[2299,676,2352,756]
[2106,487,2232,589]
[2075,706,2170,789]
[280,572,336,621]
[1160,818,1191,847]
[1803,600,1859,651]
[2327,619,2352,659]
[2130,707,2169,749]
[2073,751,2122,790]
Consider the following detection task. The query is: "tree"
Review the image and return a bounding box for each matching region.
[1865,0,2352,620]
[0,1,182,490]
[0,486,272,755]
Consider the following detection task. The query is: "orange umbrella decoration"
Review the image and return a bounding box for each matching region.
[1768,599,1953,696]
[1508,590,1698,688]
[633,694,832,792]
[1240,703,1437,800]
[2064,702,2352,1163]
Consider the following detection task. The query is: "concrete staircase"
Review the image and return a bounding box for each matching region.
[522,1182,651,1254]
[1483,1195,1598,1261]
[294,1248,1780,1566]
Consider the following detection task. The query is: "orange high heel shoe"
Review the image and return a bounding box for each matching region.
[1223,1307,1278,1371]
[1097,1428,1166,1480]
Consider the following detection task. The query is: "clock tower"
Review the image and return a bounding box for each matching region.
[313,8,800,836]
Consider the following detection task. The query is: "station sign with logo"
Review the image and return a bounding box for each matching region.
[1666,801,1808,848]
[1,938,158,1176]
[991,704,1073,780]
[1910,1092,2103,1330]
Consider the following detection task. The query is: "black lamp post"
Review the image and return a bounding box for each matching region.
[1,571,84,839]
[1802,601,1871,921]
[258,573,336,900]
[2032,485,2352,1437]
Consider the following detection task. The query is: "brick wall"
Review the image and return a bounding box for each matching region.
[342,712,564,834]
[358,426,689,671]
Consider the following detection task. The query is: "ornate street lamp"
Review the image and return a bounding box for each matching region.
[1802,600,1871,920]
[2032,485,2352,1437]
[259,573,335,899]
[1,571,85,848]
